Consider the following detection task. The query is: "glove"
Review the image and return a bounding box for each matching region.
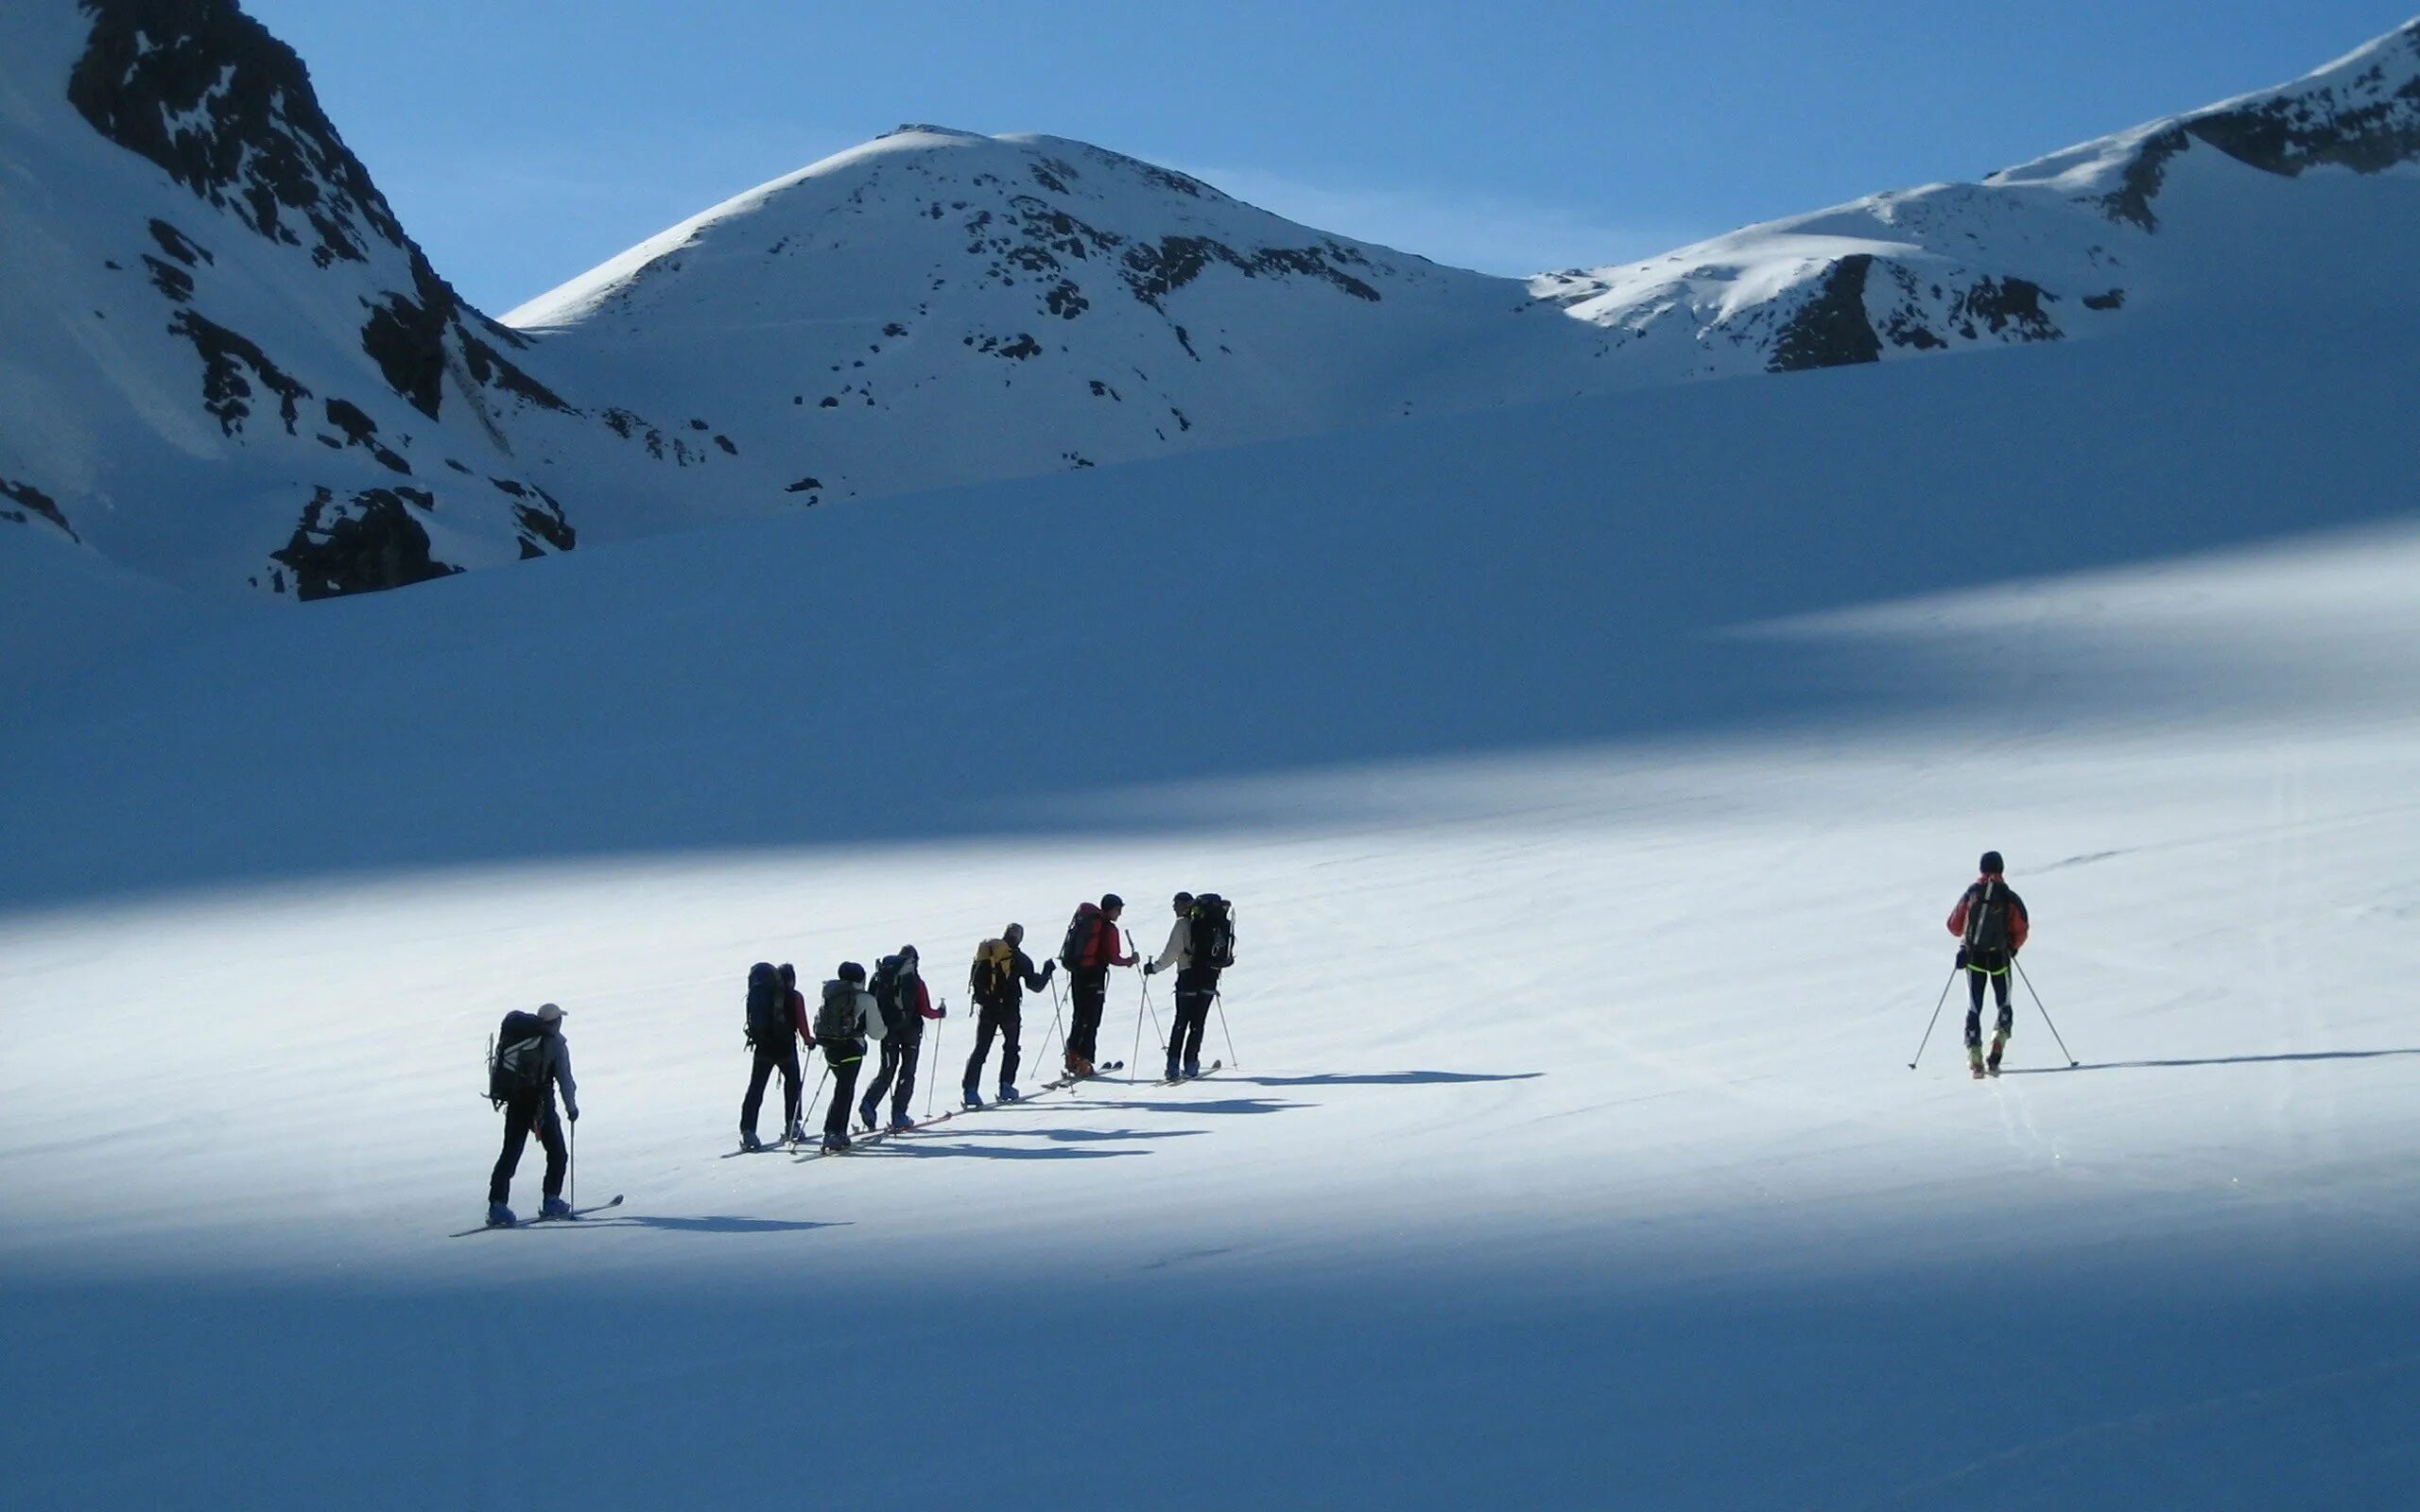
[566,1103,580,1124]
[1954,947,1968,970]
[1042,961,1056,982]
[1142,962,1159,976]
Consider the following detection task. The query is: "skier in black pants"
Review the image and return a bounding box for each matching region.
[739,962,810,1151]
[963,923,1054,1108]
[1144,892,1226,1080]
[859,946,944,1132]
[1946,851,2031,1078]
[1058,894,1134,1077]
[813,963,880,1150]
[487,1001,579,1227]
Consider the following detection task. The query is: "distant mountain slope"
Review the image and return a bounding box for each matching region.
[502,126,1621,509]
[0,0,729,599]
[1533,20,2420,376]
[5,4,2418,603]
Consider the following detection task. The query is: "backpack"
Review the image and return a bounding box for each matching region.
[971,938,1016,1003]
[744,961,786,1044]
[814,980,861,1043]
[1060,903,1106,970]
[1963,880,2012,957]
[487,1010,550,1105]
[871,956,908,1036]
[1186,894,1236,970]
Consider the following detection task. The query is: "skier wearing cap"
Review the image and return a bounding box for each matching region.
[1144,891,1224,1081]
[964,923,1053,1108]
[1058,894,1135,1077]
[860,946,945,1132]
[486,1001,579,1227]
[1947,851,2031,1078]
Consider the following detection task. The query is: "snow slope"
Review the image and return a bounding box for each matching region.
[4,284,2419,1507]
[1535,20,2420,376]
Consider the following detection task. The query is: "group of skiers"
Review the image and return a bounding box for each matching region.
[480,891,1237,1225]
[481,858,2025,1226]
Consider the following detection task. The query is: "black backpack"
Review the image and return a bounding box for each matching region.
[814,980,861,1043]
[487,1010,550,1105]
[744,961,786,1044]
[1187,894,1236,970]
[871,956,908,1035]
[1963,881,2012,956]
[1060,904,1105,970]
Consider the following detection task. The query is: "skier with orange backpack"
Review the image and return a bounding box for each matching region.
[1058,894,1135,1077]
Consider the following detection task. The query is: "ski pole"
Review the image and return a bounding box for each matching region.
[2013,959,2079,1067]
[1908,966,1959,1070]
[925,1005,944,1120]
[804,1063,830,1129]
[568,1111,577,1213]
[1043,973,1067,1073]
[1213,987,1239,1067]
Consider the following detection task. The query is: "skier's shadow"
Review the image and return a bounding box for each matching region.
[1087,1095,1309,1116]
[1220,1072,1543,1088]
[568,1215,854,1235]
[960,1126,1208,1143]
[2005,1047,2420,1074]
[865,1142,1149,1161]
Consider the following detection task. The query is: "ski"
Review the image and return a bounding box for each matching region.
[1154,1058,1223,1086]
[450,1194,622,1237]
[795,1109,956,1160]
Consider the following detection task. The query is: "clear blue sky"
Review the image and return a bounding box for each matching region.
[243,0,2416,314]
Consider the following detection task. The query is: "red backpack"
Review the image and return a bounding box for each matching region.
[1059,902,1109,970]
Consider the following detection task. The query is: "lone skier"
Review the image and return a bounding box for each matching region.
[964,923,1053,1108]
[813,962,882,1150]
[1059,894,1135,1077]
[860,946,944,1131]
[486,1001,579,1227]
[1947,851,2031,1078]
[739,961,811,1151]
[1144,891,1233,1080]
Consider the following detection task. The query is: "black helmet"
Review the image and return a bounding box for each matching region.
[838,960,867,984]
[1101,893,1124,910]
[1979,850,2004,875]
[899,944,919,963]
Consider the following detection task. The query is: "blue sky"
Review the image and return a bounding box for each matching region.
[244,0,2416,313]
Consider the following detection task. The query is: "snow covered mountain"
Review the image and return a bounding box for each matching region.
[6,5,2419,606]
[500,126,1621,509]
[0,0,739,600]
[1533,20,2420,375]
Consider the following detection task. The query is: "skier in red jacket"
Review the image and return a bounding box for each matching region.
[1946,851,2031,1078]
[1058,894,1135,1077]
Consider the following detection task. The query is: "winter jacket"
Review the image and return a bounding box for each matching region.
[1147,917,1194,974]
[970,940,1050,1010]
[1947,876,2031,963]
[786,987,813,1046]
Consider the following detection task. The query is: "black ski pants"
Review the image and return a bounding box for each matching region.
[822,1041,865,1139]
[1167,968,1219,1071]
[862,1037,923,1122]
[741,1037,802,1136]
[1068,966,1110,1063]
[489,1093,565,1204]
[1964,963,2014,1048]
[965,1002,1022,1090]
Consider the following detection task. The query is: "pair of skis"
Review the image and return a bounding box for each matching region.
[450,1194,625,1237]
[1153,1059,1223,1087]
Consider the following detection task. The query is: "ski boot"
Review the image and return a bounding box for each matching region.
[962,1086,985,1110]
[1165,1059,1183,1084]
[858,1100,880,1133]
[738,1129,766,1153]
[889,1112,914,1132]
[822,1130,851,1152]
[1183,1058,1201,1079]
[540,1196,573,1220]
[997,1084,1021,1103]
[486,1202,516,1228]
[783,1122,806,1145]
[1968,1045,1987,1080]
[1986,1033,2007,1078]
